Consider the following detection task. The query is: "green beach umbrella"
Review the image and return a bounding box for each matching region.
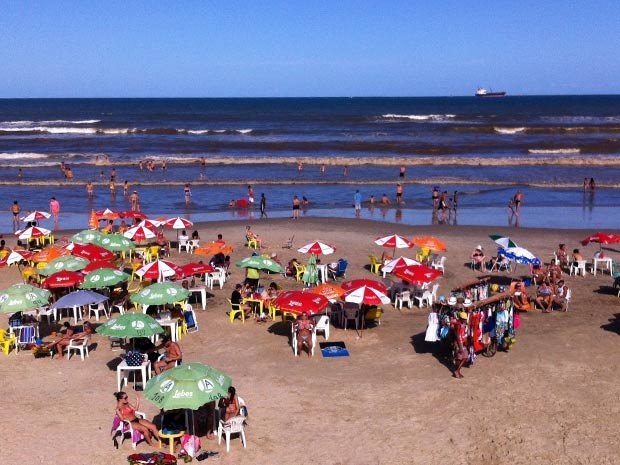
[94,233,135,252]
[0,284,51,313]
[71,229,106,244]
[131,282,189,306]
[96,313,163,338]
[144,362,232,411]
[302,254,320,286]
[489,235,519,249]
[235,256,285,274]
[39,256,90,276]
[80,268,131,289]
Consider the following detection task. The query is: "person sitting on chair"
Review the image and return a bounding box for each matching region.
[536,281,553,313]
[114,391,160,447]
[556,243,568,268]
[551,280,570,312]
[153,335,182,374]
[294,312,314,357]
[471,246,485,270]
[546,259,562,285]
[231,283,251,318]
[511,282,531,312]
[220,386,241,421]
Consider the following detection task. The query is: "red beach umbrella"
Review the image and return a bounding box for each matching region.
[176,262,215,279]
[118,210,148,220]
[42,270,84,289]
[341,279,388,295]
[20,210,51,222]
[124,224,157,242]
[374,234,413,250]
[135,260,180,282]
[393,264,442,286]
[71,243,115,262]
[15,226,51,240]
[163,217,194,230]
[344,285,390,306]
[0,250,34,267]
[381,256,421,274]
[96,208,120,220]
[581,232,620,249]
[81,260,117,273]
[297,241,336,255]
[272,290,330,316]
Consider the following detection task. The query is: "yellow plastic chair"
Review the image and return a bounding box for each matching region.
[268,303,281,321]
[227,299,245,324]
[246,235,258,250]
[416,247,431,263]
[146,246,160,262]
[176,319,188,340]
[294,263,306,282]
[368,255,382,274]
[0,329,17,355]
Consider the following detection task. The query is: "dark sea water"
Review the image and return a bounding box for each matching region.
[1,96,619,233]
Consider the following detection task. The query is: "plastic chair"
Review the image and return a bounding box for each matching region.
[368,255,382,274]
[111,411,146,449]
[343,303,360,333]
[146,246,160,262]
[207,267,226,289]
[291,323,317,357]
[217,414,247,452]
[16,326,35,352]
[570,260,587,277]
[414,283,439,308]
[294,263,306,282]
[328,258,348,280]
[178,239,192,253]
[314,315,330,340]
[184,304,198,333]
[66,336,90,360]
[89,302,109,321]
[0,329,17,355]
[111,297,128,316]
[416,247,431,263]
[430,256,447,274]
[226,299,245,324]
[394,290,413,309]
[246,235,258,250]
[37,305,55,324]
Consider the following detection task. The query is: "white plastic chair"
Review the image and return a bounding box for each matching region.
[37,305,55,324]
[314,315,330,341]
[394,290,413,309]
[570,260,587,277]
[207,267,226,289]
[66,336,90,360]
[89,302,109,321]
[178,238,192,253]
[111,411,146,449]
[217,414,247,452]
[291,324,316,357]
[111,297,127,316]
[430,256,447,274]
[414,283,439,308]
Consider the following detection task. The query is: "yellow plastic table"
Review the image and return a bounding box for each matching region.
[158,430,185,454]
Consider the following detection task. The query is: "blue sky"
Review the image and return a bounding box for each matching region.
[1,0,619,97]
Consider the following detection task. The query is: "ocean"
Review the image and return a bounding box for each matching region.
[1,96,619,233]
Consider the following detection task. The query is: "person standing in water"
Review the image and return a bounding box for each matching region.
[49,197,60,229]
[184,184,192,205]
[10,201,21,231]
[260,193,267,218]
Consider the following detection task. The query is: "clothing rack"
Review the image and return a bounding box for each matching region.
[472,292,512,309]
[451,277,490,292]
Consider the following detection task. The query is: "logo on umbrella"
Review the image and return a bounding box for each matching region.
[131,321,145,330]
[199,379,215,393]
[0,295,8,304]
[160,380,175,393]
[166,288,178,296]
[91,275,101,282]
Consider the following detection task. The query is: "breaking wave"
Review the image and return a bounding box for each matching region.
[381,114,456,121]
[528,148,581,154]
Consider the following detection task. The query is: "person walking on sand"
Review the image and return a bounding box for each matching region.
[10,201,21,231]
[184,184,191,205]
[49,197,60,229]
[260,193,267,218]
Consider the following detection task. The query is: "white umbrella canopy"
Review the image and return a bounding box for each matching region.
[163,217,193,230]
[124,224,156,241]
[15,226,51,241]
[381,256,421,274]
[297,241,336,255]
[344,285,391,305]
[374,234,413,249]
[20,211,51,223]
[135,260,179,282]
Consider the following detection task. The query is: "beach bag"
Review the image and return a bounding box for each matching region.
[180,434,201,458]
[124,351,143,366]
[9,311,23,328]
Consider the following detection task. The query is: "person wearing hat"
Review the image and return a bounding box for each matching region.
[471,245,486,271]
[447,296,458,307]
[452,311,469,378]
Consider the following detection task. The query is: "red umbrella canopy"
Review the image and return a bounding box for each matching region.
[15,226,51,240]
[81,260,117,273]
[342,279,388,295]
[0,250,34,267]
[176,262,215,279]
[124,224,156,241]
[393,265,442,286]
[272,290,330,316]
[163,217,194,230]
[297,241,336,255]
[581,232,620,246]
[344,285,391,305]
[135,260,180,281]
[20,210,51,222]
[118,210,148,220]
[96,208,120,220]
[71,243,115,262]
[381,256,421,274]
[137,219,163,231]
[374,234,413,249]
[42,270,84,289]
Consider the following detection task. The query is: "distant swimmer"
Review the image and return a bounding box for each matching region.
[396,183,403,204]
[138,160,144,171]
[260,193,267,218]
[298,162,303,172]
[184,184,192,205]
[109,179,116,197]
[18,168,23,179]
[110,168,116,182]
[452,191,459,211]
[130,190,140,211]
[248,185,255,204]
[321,163,326,174]
[292,195,300,219]
[381,194,391,205]
[86,182,94,199]
[49,197,60,228]
[123,181,129,197]
[343,165,348,177]
[589,177,596,191]
[583,178,588,192]
[65,166,73,180]
[514,190,523,215]
[162,161,167,172]
[432,186,439,210]
[400,165,406,178]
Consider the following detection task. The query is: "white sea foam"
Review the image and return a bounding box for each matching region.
[494,127,526,134]
[528,148,581,154]
[0,152,48,160]
[381,114,456,121]
[237,129,253,134]
[0,119,100,126]
[40,119,101,125]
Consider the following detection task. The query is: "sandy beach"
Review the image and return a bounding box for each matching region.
[2,217,620,465]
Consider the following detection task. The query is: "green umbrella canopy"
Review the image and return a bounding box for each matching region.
[94,233,136,252]
[39,256,90,276]
[489,235,518,249]
[302,254,319,285]
[235,256,285,273]
[144,362,232,411]
[71,229,106,244]
[96,313,163,338]
[131,282,190,306]
[0,284,51,313]
[80,269,131,289]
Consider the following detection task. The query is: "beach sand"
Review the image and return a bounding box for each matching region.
[1,218,620,465]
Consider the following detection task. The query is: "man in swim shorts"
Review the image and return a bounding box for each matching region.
[10,201,21,230]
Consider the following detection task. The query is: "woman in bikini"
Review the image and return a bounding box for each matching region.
[220,386,241,421]
[114,391,160,447]
[294,312,314,357]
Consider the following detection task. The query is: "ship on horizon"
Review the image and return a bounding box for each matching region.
[475,88,506,97]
